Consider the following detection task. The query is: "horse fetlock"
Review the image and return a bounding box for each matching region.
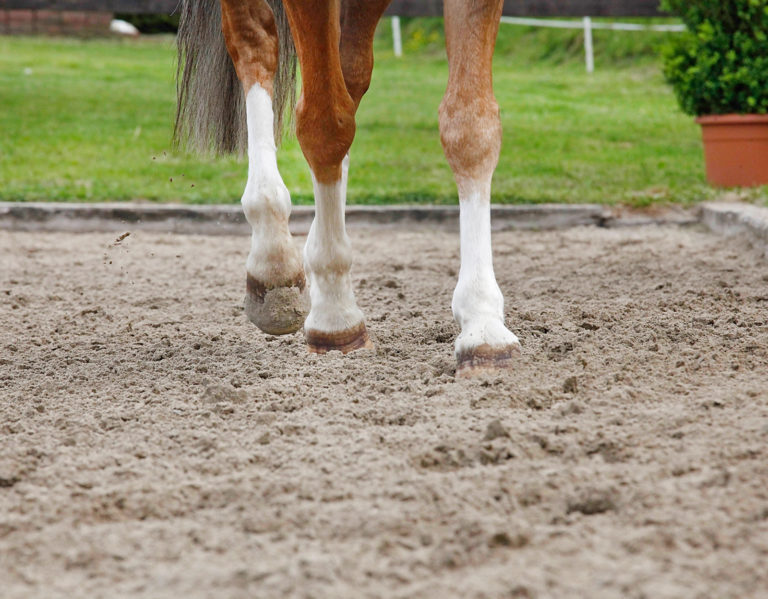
[304,270,363,330]
[242,179,291,225]
[303,227,353,276]
[304,252,353,281]
[452,276,504,327]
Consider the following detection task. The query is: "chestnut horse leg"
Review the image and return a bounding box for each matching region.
[281,0,377,354]
[440,0,521,377]
[221,0,308,335]
[339,0,392,110]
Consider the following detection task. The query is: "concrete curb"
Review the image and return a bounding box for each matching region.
[0,201,704,236]
[0,202,609,235]
[700,202,768,258]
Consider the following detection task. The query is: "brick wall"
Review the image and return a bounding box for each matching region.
[0,9,112,35]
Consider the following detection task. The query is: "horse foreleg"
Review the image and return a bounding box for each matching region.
[282,0,372,354]
[440,0,521,377]
[222,0,308,335]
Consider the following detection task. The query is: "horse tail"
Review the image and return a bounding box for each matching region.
[267,0,298,143]
[174,0,297,155]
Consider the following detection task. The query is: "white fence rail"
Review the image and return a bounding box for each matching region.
[391,15,403,57]
[390,16,686,72]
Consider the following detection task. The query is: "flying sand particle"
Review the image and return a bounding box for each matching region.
[111,232,131,246]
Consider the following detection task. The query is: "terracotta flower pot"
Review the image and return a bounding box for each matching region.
[696,114,768,188]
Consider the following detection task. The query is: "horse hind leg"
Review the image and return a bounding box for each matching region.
[339,0,393,109]
[221,0,308,335]
[440,0,521,377]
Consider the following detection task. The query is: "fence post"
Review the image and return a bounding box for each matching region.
[392,16,403,57]
[583,16,594,73]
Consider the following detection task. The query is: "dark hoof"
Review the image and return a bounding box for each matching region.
[305,322,374,354]
[245,273,309,335]
[456,343,521,379]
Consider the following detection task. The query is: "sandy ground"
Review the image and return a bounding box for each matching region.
[1,224,767,599]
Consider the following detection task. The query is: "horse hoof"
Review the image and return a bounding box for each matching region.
[305,322,374,354]
[455,343,521,378]
[245,274,309,335]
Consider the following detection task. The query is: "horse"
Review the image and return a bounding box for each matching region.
[174,0,521,377]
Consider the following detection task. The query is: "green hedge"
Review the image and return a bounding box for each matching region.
[662,0,768,116]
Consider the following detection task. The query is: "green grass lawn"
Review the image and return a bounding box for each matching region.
[0,29,725,205]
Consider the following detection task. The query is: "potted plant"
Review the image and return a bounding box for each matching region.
[662,0,768,187]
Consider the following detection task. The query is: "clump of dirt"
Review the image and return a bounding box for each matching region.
[566,486,619,515]
[1,225,767,598]
[483,419,510,441]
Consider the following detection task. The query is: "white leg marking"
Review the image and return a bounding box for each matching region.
[453,178,520,357]
[241,83,307,335]
[303,155,365,333]
[242,83,302,283]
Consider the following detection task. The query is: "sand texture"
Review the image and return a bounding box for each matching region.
[1,224,767,598]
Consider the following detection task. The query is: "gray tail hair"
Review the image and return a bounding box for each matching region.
[174,0,297,155]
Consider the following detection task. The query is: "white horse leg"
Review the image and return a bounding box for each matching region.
[441,0,520,377]
[303,154,372,352]
[452,178,520,375]
[241,83,308,335]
